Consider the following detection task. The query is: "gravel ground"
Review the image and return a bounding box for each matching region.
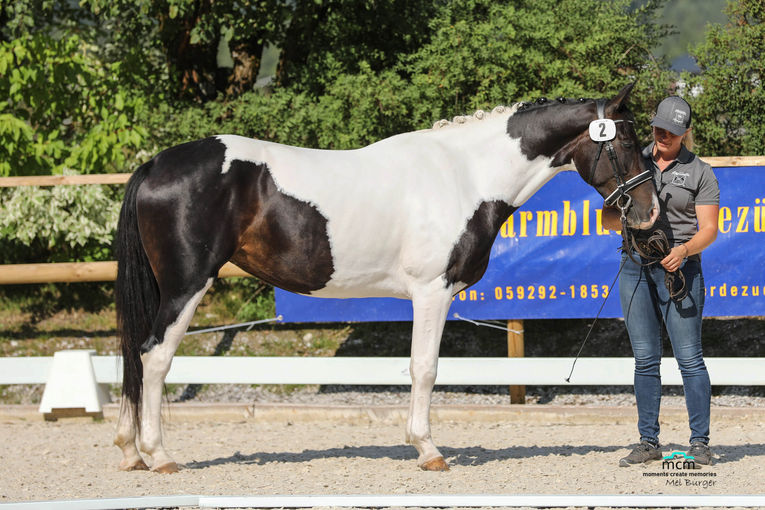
[1,406,763,505]
[5,382,765,409]
[2,314,763,508]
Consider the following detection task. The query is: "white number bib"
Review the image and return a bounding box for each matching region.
[589,119,616,142]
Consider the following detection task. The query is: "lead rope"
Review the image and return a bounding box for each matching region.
[565,226,688,382]
[564,256,625,382]
[622,221,688,301]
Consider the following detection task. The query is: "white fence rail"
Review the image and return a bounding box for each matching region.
[2,355,763,386]
[2,353,762,416]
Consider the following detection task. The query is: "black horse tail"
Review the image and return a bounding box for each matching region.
[115,160,158,430]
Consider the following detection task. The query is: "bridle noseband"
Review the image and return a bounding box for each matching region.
[586,99,652,223]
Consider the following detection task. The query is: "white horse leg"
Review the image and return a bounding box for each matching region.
[114,401,148,470]
[139,279,212,473]
[406,279,453,471]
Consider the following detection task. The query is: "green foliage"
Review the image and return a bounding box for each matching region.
[147,0,674,151]
[139,65,415,151]
[276,0,436,93]
[0,176,121,263]
[236,291,276,322]
[402,0,673,133]
[209,279,275,322]
[686,0,765,156]
[82,0,291,100]
[0,32,147,176]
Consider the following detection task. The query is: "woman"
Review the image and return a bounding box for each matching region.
[603,96,719,467]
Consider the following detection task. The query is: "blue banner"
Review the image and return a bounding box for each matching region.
[276,166,765,322]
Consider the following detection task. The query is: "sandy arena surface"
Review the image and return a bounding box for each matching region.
[0,404,763,507]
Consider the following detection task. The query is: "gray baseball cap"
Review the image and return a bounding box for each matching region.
[651,96,692,136]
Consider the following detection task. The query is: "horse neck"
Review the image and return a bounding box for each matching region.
[424,113,576,209]
[501,104,595,205]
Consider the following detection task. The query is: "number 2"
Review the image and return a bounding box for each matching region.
[599,122,607,138]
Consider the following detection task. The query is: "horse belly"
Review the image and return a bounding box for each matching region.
[312,202,473,300]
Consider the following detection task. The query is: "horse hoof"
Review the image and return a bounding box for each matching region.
[120,459,149,471]
[420,457,450,471]
[152,461,179,474]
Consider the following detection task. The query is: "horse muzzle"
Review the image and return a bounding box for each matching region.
[624,191,659,230]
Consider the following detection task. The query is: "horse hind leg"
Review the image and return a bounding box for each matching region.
[406,279,453,471]
[115,402,149,471]
[138,278,214,473]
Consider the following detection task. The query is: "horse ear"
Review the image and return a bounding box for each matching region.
[606,83,635,114]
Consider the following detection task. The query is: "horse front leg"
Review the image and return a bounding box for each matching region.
[139,280,212,473]
[406,279,452,471]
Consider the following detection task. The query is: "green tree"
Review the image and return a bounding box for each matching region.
[401,0,674,137]
[687,0,764,156]
[82,0,291,101]
[146,0,675,153]
[275,0,436,93]
[0,33,146,176]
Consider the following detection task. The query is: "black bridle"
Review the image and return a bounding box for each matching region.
[566,98,687,383]
[586,99,652,224]
[587,99,687,301]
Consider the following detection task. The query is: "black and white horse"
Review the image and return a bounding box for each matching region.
[114,83,657,473]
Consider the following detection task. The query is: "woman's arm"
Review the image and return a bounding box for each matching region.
[660,204,719,271]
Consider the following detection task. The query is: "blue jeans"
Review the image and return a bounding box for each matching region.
[619,253,711,446]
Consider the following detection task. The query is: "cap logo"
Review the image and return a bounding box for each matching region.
[672,109,687,125]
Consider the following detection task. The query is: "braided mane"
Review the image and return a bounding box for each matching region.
[431,97,595,130]
[430,105,518,130]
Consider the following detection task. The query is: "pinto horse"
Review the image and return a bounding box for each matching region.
[114,83,658,473]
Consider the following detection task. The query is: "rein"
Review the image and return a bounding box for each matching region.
[586,98,687,299]
[623,227,688,301]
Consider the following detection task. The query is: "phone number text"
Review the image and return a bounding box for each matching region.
[454,284,611,302]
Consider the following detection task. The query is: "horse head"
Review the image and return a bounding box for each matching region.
[508,83,659,231]
[569,83,659,230]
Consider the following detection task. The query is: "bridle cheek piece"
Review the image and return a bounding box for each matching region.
[587,99,652,223]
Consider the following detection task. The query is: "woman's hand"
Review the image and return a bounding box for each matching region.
[660,204,718,272]
[661,245,687,272]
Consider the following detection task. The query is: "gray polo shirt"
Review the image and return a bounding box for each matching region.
[642,143,719,246]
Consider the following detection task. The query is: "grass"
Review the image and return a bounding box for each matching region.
[0,279,353,404]
[0,279,349,359]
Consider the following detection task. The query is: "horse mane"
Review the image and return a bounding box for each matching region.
[431,97,595,130]
[430,105,519,130]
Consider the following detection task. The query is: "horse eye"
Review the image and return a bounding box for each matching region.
[621,142,633,149]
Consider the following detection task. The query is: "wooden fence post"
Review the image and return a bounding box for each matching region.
[507,319,525,404]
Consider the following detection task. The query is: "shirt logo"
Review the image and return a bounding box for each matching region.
[671,171,689,186]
